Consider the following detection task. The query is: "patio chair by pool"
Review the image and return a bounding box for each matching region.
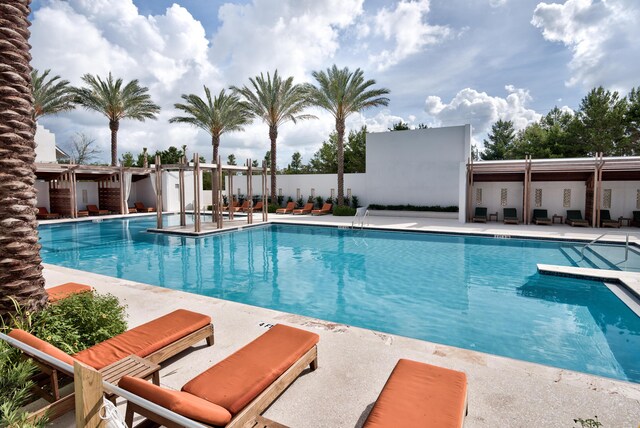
[37,207,60,219]
[532,209,552,225]
[472,207,487,223]
[276,201,296,214]
[224,200,240,212]
[134,202,155,212]
[87,204,109,216]
[8,309,214,420]
[503,208,519,224]
[46,282,92,303]
[600,210,621,228]
[632,211,640,227]
[311,203,333,216]
[363,359,467,428]
[251,201,264,212]
[119,324,319,428]
[235,200,251,212]
[565,210,589,227]
[77,210,89,217]
[293,203,314,215]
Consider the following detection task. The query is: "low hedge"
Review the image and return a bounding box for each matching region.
[368,204,458,212]
[332,206,357,216]
[267,204,280,213]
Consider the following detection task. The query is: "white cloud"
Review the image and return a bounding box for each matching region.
[489,0,508,7]
[531,0,640,91]
[369,0,450,70]
[424,86,542,136]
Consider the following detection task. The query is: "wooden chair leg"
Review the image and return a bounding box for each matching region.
[310,357,318,371]
[206,325,215,346]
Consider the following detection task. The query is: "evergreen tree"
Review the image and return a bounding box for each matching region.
[345,126,367,173]
[286,151,304,174]
[626,87,640,153]
[481,119,515,160]
[227,154,237,165]
[389,121,410,131]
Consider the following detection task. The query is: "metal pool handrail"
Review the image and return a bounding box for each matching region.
[579,233,630,263]
[351,207,370,230]
[0,332,206,428]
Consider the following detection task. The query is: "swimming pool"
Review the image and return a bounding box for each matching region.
[38,216,640,383]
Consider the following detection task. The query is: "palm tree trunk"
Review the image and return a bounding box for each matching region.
[269,125,277,203]
[336,118,345,206]
[0,0,48,315]
[212,134,220,164]
[109,119,119,166]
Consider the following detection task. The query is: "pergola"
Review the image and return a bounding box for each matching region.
[466,154,640,226]
[152,154,268,233]
[35,163,153,217]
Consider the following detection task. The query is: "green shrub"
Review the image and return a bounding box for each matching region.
[351,195,359,208]
[333,205,357,216]
[315,196,324,207]
[296,196,304,207]
[368,204,458,212]
[268,204,280,213]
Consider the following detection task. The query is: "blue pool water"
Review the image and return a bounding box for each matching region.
[38,216,640,383]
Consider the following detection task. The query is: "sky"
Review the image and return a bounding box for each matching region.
[29,0,640,167]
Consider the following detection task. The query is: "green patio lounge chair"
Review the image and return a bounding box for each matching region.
[532,209,551,225]
[503,208,519,224]
[632,211,640,227]
[472,207,487,223]
[600,210,620,228]
[565,210,589,227]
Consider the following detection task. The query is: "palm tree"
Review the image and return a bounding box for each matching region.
[232,71,315,202]
[307,65,390,205]
[0,0,48,314]
[169,87,251,163]
[74,72,160,166]
[31,68,75,119]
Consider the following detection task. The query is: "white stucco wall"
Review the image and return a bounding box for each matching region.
[162,171,202,212]
[76,181,99,210]
[35,180,50,210]
[600,181,640,219]
[34,124,57,163]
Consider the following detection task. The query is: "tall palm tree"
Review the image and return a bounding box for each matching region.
[232,71,315,202]
[169,86,252,163]
[31,68,75,119]
[0,0,48,314]
[74,72,160,166]
[307,65,390,205]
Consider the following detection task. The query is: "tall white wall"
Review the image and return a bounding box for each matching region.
[472,182,525,221]
[35,180,50,210]
[76,181,99,210]
[162,171,202,211]
[601,180,640,218]
[34,124,57,163]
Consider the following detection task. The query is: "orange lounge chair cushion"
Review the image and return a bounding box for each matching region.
[47,282,92,303]
[119,376,232,426]
[74,309,211,369]
[183,324,319,415]
[363,359,467,428]
[8,329,77,368]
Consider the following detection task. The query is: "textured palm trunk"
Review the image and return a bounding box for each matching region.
[269,125,277,203]
[336,118,345,206]
[0,0,48,315]
[212,134,220,164]
[109,119,119,166]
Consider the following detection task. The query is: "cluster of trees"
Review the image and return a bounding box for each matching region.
[482,87,640,160]
[34,65,389,206]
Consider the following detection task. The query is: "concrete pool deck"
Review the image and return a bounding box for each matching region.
[39,213,640,427]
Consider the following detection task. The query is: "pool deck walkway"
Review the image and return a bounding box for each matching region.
[40,213,640,427]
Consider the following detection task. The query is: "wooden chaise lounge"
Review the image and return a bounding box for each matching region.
[46,282,92,303]
[276,201,296,214]
[472,207,487,223]
[532,209,552,225]
[600,210,621,228]
[293,203,314,215]
[8,309,214,421]
[251,201,264,212]
[235,200,251,212]
[224,201,240,212]
[503,208,519,224]
[37,207,60,219]
[119,323,319,428]
[632,211,640,227]
[565,210,589,227]
[311,203,332,216]
[363,359,468,428]
[134,202,155,212]
[87,204,109,215]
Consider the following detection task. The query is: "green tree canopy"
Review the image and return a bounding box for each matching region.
[389,121,410,131]
[31,68,75,119]
[285,151,304,174]
[481,119,515,160]
[227,154,237,165]
[308,126,367,173]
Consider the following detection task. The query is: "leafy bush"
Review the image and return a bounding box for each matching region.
[296,196,304,207]
[315,196,324,207]
[307,195,314,203]
[286,196,293,203]
[268,204,280,213]
[277,195,284,206]
[325,196,334,205]
[351,195,359,208]
[368,204,459,212]
[333,205,357,216]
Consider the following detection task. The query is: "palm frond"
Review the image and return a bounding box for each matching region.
[31,68,76,119]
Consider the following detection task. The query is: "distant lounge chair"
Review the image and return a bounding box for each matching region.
[311,203,332,216]
[119,324,319,428]
[600,210,620,228]
[276,201,296,214]
[128,207,137,213]
[532,209,552,225]
[134,202,155,212]
[632,211,640,227]
[77,210,89,217]
[503,208,519,224]
[224,200,240,212]
[566,210,589,227]
[363,359,468,428]
[37,207,59,219]
[293,203,314,215]
[472,207,487,223]
[236,200,251,212]
[46,282,92,303]
[86,204,109,215]
[251,201,263,212]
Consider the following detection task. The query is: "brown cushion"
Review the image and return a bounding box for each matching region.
[47,282,92,303]
[183,324,319,415]
[119,376,232,426]
[8,329,77,368]
[363,359,467,428]
[74,309,211,369]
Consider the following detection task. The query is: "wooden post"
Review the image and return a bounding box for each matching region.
[217,156,223,229]
[119,167,126,215]
[71,171,77,218]
[211,164,217,225]
[247,159,253,225]
[193,153,201,233]
[523,156,530,225]
[74,361,104,428]
[179,156,186,227]
[229,170,234,221]
[155,155,163,229]
[262,160,268,222]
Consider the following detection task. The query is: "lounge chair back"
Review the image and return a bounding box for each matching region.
[302,203,313,211]
[474,207,487,217]
[47,283,92,303]
[532,209,548,219]
[253,201,263,210]
[634,211,640,222]
[566,210,583,220]
[38,207,49,215]
[321,203,332,211]
[285,202,295,210]
[600,210,612,221]
[503,208,517,218]
[87,204,99,212]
